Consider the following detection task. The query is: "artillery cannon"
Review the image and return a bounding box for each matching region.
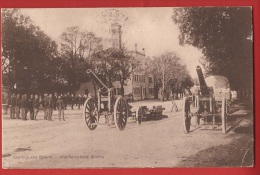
[83,69,128,130]
[183,66,231,134]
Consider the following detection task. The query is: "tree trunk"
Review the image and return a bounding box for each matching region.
[92,80,97,98]
[120,82,124,96]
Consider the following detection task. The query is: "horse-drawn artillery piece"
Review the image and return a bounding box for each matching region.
[183,66,231,134]
[83,69,128,130]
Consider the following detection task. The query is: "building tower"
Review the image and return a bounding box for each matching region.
[110,23,122,49]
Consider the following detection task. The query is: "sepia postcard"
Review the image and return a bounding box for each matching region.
[1,7,254,169]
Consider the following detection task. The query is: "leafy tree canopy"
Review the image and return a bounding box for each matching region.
[2,9,60,94]
[172,7,253,90]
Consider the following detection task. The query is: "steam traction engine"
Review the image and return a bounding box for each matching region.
[183,66,231,134]
[83,69,129,130]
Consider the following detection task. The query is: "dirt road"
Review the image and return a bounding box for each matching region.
[2,99,254,168]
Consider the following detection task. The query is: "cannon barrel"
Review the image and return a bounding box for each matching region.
[196,66,209,95]
[86,69,108,90]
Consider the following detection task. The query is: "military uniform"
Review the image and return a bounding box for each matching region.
[15,94,21,119]
[76,95,81,110]
[43,94,49,120]
[28,95,34,120]
[24,94,29,119]
[56,96,65,121]
[62,94,67,110]
[8,94,16,119]
[33,95,40,120]
[20,95,28,120]
[47,94,54,121]
[70,94,74,110]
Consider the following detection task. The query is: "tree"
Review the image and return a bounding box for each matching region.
[2,9,59,94]
[151,52,193,101]
[113,48,140,95]
[91,48,139,96]
[60,26,102,93]
[172,7,253,90]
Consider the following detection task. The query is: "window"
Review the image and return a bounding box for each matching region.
[149,77,153,83]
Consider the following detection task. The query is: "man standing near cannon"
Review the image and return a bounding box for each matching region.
[77,94,81,110]
[171,96,178,112]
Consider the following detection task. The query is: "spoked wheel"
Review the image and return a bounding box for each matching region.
[136,107,143,125]
[114,96,128,130]
[221,97,227,134]
[83,98,98,130]
[183,97,191,134]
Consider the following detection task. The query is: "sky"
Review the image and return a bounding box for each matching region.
[20,8,203,78]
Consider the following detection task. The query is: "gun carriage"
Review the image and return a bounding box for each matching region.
[83,69,129,130]
[129,105,165,124]
[183,66,231,134]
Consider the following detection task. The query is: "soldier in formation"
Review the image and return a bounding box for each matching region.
[47,94,54,121]
[43,94,48,120]
[8,94,16,119]
[56,96,65,121]
[33,94,40,120]
[5,91,87,121]
[15,94,21,119]
[20,94,27,120]
[28,94,34,120]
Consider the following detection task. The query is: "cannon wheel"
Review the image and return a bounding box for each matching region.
[136,107,143,125]
[83,98,98,130]
[183,97,191,133]
[114,96,128,130]
[221,97,227,134]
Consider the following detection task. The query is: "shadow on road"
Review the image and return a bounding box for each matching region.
[176,120,254,167]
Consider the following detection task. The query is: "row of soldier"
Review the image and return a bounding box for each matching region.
[8,93,88,121]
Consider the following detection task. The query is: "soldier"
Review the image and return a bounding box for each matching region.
[24,94,29,120]
[53,92,58,110]
[8,94,16,119]
[62,94,67,110]
[71,94,75,110]
[47,94,54,121]
[67,93,71,107]
[77,95,81,110]
[20,95,27,120]
[171,96,178,112]
[28,94,34,120]
[43,94,49,120]
[33,94,40,120]
[15,94,21,119]
[56,96,65,121]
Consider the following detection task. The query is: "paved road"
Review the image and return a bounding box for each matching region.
[2,99,254,168]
